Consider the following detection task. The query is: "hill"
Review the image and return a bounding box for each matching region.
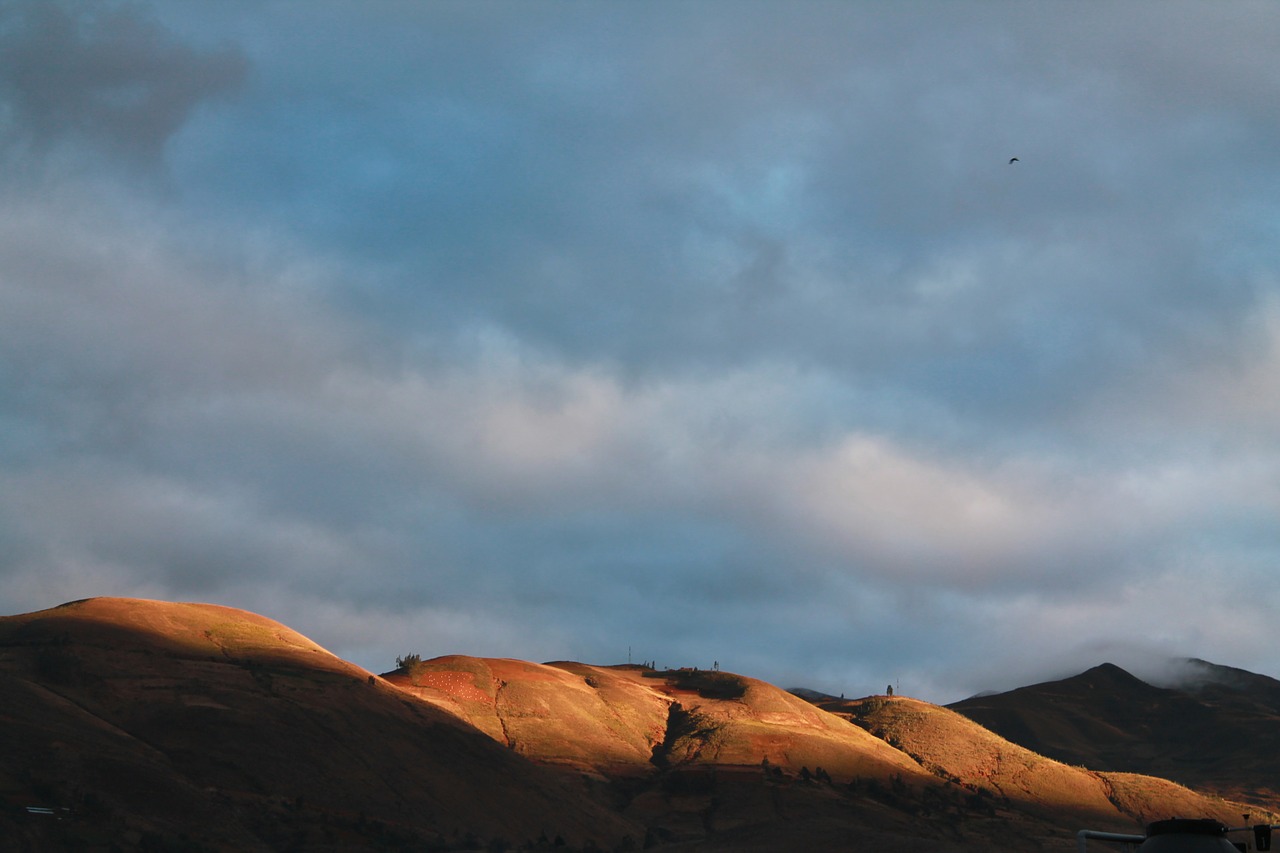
[948,661,1280,807]
[385,657,927,781]
[0,598,639,851]
[1,597,1274,851]
[821,694,1250,831]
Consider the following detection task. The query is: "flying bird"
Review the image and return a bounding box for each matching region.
[1009,157,1019,164]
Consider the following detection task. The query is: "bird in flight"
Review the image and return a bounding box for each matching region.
[1009,157,1019,164]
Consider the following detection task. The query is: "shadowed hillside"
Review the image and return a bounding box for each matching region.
[949,661,1280,807]
[0,598,639,851]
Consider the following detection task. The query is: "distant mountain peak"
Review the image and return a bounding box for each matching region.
[1082,661,1142,679]
[1085,662,1129,675]
[1064,662,1161,693]
[948,657,1280,810]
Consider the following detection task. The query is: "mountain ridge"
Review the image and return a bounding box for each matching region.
[2,596,1276,851]
[948,659,1280,808]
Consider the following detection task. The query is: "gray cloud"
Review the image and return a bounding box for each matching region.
[158,1,1276,428]
[3,1,1280,703]
[0,0,245,175]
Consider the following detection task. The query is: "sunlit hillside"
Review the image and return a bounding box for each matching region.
[1,597,1275,852]
[826,694,1260,830]
[387,656,927,782]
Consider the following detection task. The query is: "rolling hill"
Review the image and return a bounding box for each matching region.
[0,598,639,851]
[385,657,927,782]
[1,597,1275,851]
[823,694,1249,829]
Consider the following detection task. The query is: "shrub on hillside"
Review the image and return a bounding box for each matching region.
[644,668,748,699]
[395,653,427,685]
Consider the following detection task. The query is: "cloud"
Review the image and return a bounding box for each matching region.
[5,163,1280,695]
[0,0,245,174]
[4,1,1280,702]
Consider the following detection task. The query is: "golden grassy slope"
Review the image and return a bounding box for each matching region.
[388,658,929,783]
[831,695,1268,831]
[386,656,669,774]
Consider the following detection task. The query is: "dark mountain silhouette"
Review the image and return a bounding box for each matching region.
[1,598,1275,851]
[948,660,1280,808]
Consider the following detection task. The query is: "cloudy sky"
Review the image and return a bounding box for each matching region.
[3,0,1279,703]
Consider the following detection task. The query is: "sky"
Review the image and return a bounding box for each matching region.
[2,0,1279,704]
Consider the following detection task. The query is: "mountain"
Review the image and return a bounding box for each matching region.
[948,660,1280,808]
[1,597,1275,851]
